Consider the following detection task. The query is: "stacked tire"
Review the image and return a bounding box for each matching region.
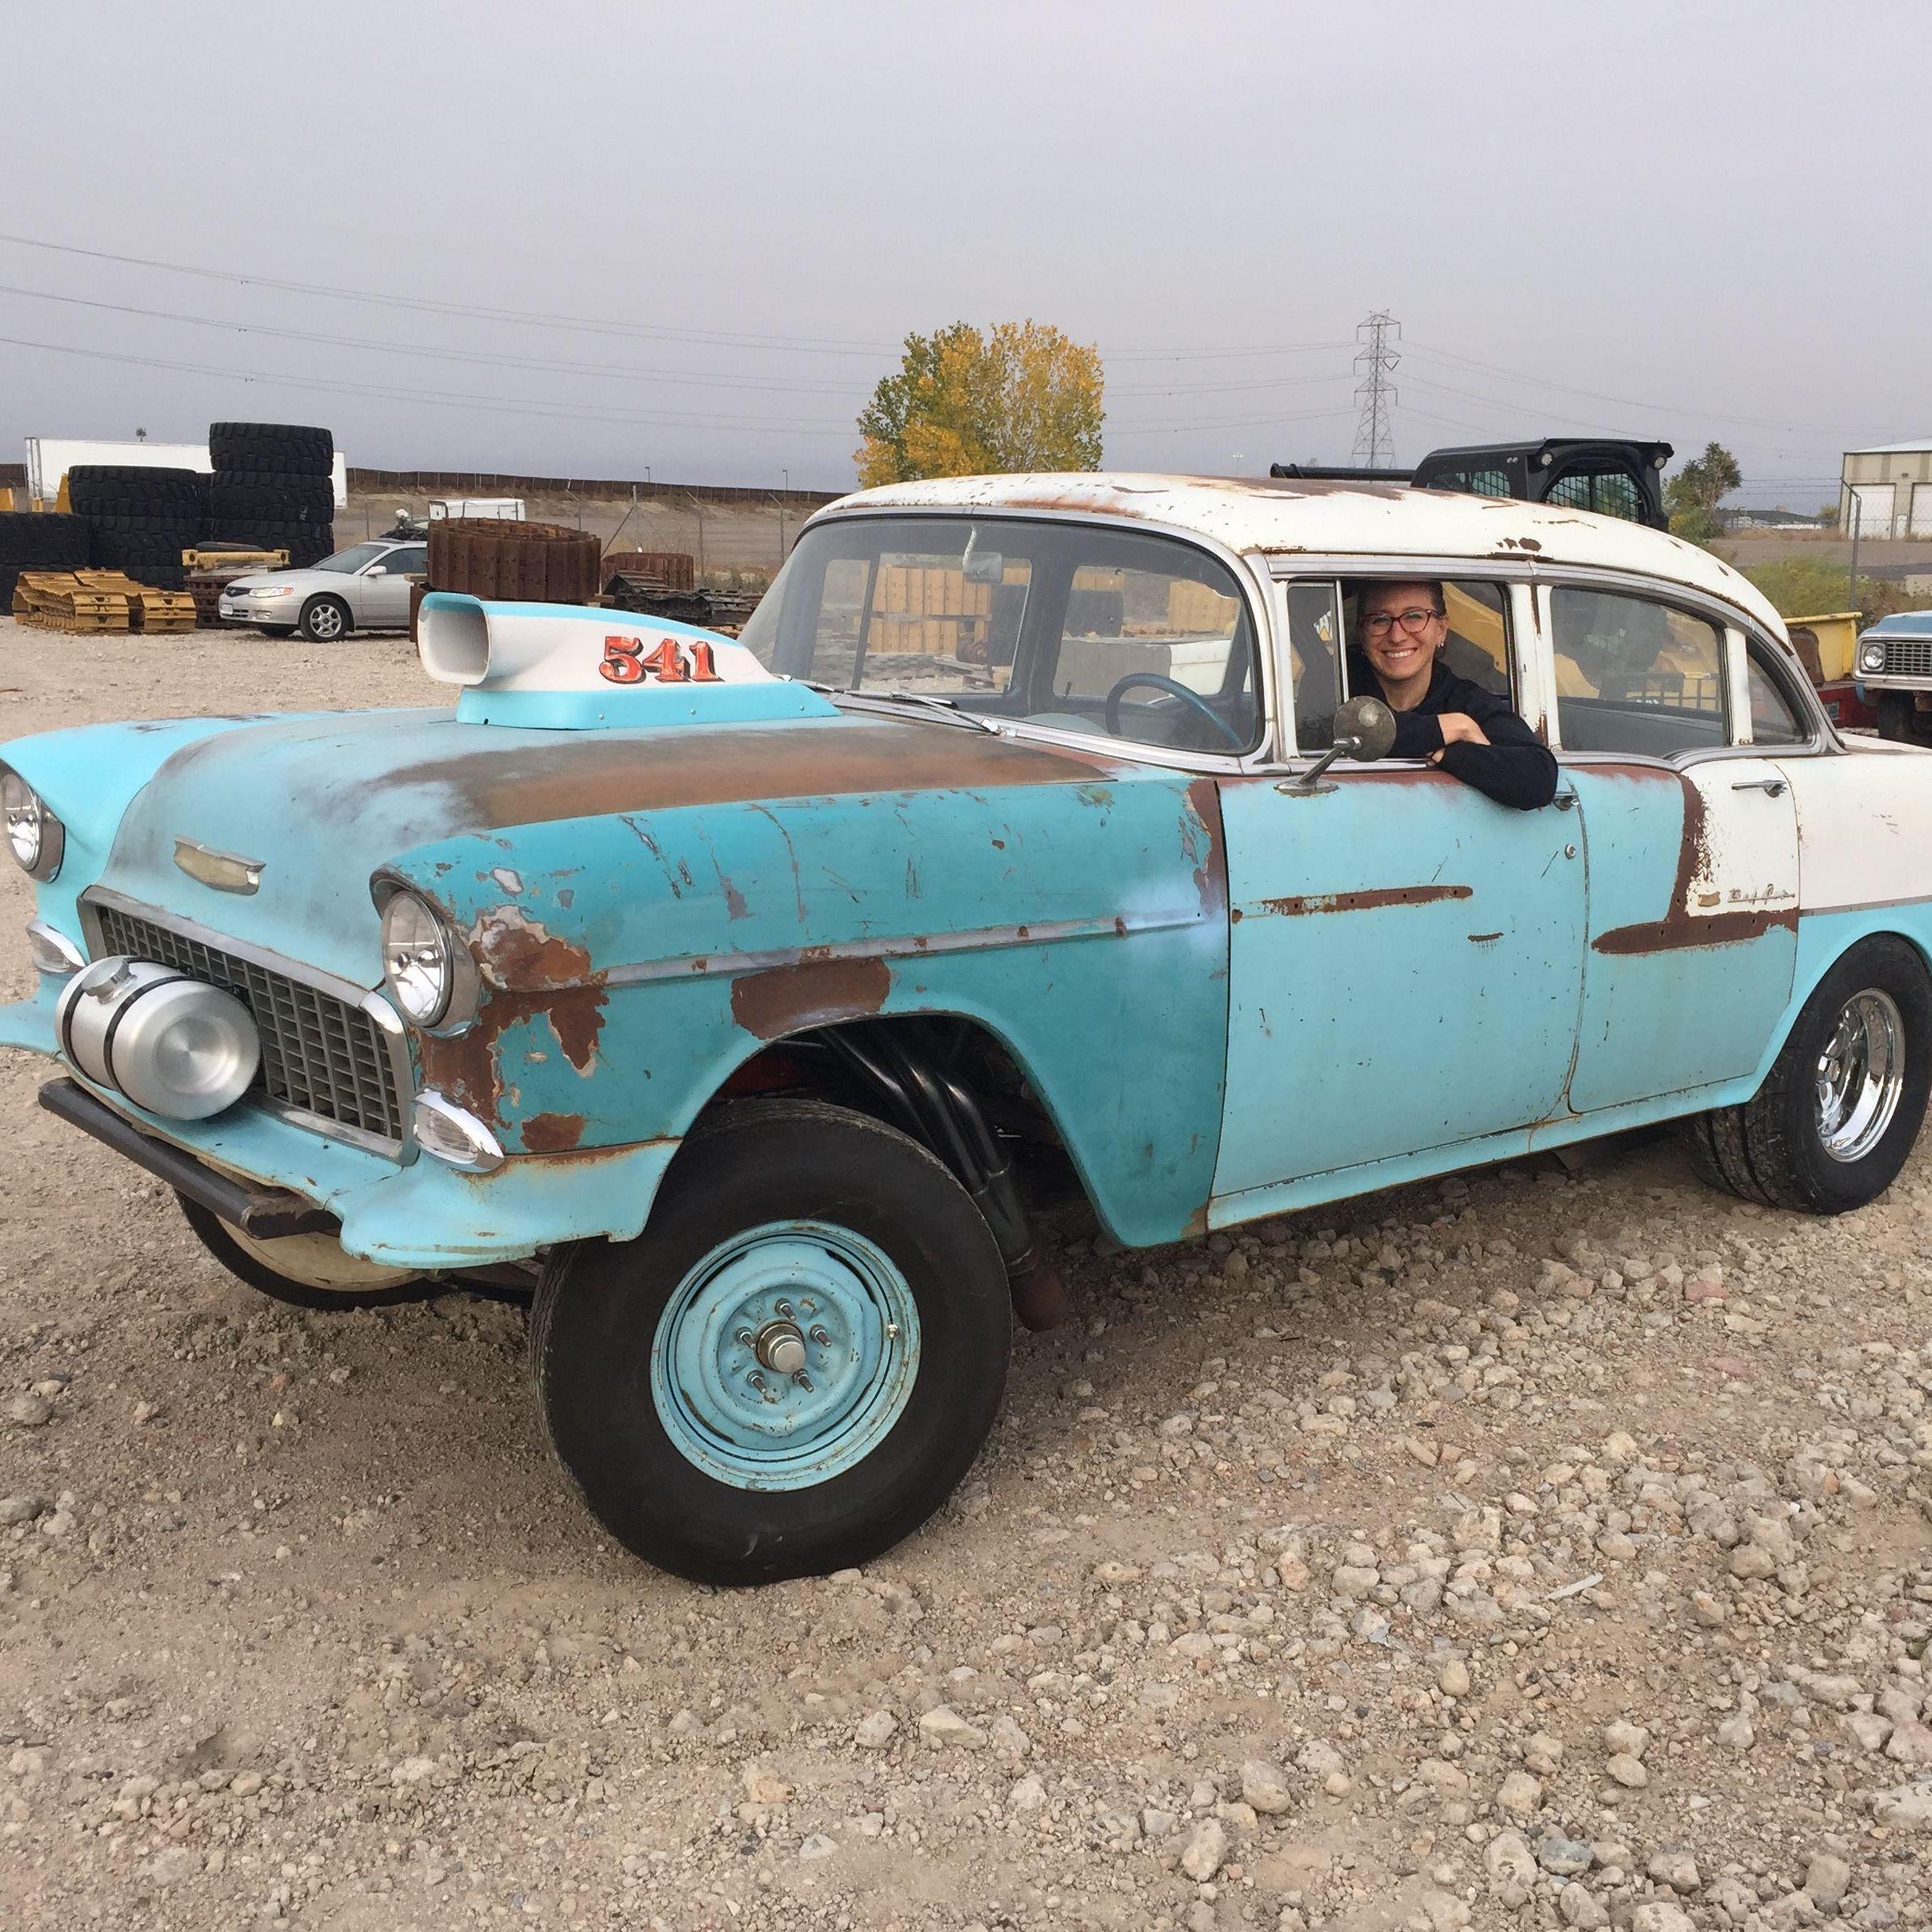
[68,467,203,590]
[0,511,90,614]
[204,423,336,567]
[426,519,603,603]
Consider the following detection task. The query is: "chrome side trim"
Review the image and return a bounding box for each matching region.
[597,908,1204,993]
[77,886,416,1162]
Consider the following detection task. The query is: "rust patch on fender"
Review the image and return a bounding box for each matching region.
[1591,774,1797,954]
[730,955,891,1041]
[1255,884,1473,917]
[380,719,1120,832]
[418,906,610,1124]
[520,1112,586,1153]
[1184,776,1229,920]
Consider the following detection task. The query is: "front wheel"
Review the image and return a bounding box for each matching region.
[1684,935,1932,1213]
[531,1099,1011,1586]
[297,595,350,642]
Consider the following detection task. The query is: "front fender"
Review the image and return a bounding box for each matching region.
[384,770,1231,1246]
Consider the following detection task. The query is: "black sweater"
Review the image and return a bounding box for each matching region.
[1347,653,1559,812]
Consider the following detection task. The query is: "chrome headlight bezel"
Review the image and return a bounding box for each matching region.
[375,884,478,1033]
[1,766,64,882]
[1857,641,1887,674]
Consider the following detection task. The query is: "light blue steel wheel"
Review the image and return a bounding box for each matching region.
[649,1220,922,1491]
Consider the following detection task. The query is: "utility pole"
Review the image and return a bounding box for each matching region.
[779,468,789,567]
[1846,493,1863,613]
[1350,311,1400,469]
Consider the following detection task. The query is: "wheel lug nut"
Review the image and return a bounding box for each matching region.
[795,1373,814,1392]
[736,1329,755,1347]
[809,1325,829,1346]
[774,1299,794,1318]
[748,1371,766,1392]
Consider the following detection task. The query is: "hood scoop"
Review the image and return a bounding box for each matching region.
[416,594,838,731]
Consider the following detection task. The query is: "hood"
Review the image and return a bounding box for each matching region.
[221,569,347,595]
[94,707,1117,984]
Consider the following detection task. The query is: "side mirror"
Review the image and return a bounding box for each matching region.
[1333,694,1396,762]
[365,565,388,578]
[1282,695,1398,795]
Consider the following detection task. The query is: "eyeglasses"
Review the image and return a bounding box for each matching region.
[1360,607,1442,638]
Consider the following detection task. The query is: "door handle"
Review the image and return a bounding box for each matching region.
[1732,778,1788,797]
[1552,788,1577,810]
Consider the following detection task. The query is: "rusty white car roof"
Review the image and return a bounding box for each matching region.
[828,473,1785,637]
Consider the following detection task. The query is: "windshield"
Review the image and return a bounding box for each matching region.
[739,514,1261,755]
[312,543,389,575]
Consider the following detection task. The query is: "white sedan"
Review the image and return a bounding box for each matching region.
[218,539,428,642]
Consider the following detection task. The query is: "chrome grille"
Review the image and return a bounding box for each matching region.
[94,906,404,1142]
[1879,636,1932,678]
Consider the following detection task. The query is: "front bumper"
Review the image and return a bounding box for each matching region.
[2,985,679,1268]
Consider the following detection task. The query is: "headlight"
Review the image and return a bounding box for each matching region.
[1858,641,1887,673]
[381,890,454,1026]
[1,767,63,882]
[251,586,294,599]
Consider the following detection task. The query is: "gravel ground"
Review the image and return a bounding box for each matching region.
[2,618,1930,1932]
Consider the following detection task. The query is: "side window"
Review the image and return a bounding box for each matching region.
[1286,582,1344,750]
[1745,641,1809,746]
[1550,587,1728,756]
[384,546,428,576]
[1440,582,1512,699]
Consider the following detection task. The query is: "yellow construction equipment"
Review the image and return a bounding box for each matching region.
[11,570,198,634]
[12,570,129,632]
[180,545,290,571]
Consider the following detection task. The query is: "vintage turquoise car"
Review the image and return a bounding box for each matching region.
[4,474,1930,1585]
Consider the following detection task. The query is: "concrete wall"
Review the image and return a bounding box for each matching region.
[1840,448,1932,539]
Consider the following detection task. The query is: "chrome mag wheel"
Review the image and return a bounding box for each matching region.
[1815,987,1905,1163]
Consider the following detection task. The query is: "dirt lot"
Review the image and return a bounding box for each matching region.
[1,616,1930,1932]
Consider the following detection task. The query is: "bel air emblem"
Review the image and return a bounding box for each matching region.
[173,837,265,895]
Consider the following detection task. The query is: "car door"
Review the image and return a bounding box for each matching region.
[1548,582,1800,1111]
[1212,574,1587,1208]
[360,545,424,628]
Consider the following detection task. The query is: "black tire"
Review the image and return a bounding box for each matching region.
[177,1194,436,1310]
[66,466,204,514]
[256,625,295,638]
[208,422,334,475]
[207,475,335,524]
[1685,935,1932,1213]
[531,1098,1011,1586]
[1878,693,1915,742]
[0,511,90,566]
[297,594,351,642]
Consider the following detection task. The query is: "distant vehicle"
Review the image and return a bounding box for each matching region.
[428,499,525,521]
[216,538,428,641]
[1273,437,1672,530]
[1855,609,1932,742]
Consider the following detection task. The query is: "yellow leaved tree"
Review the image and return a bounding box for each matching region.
[854,320,1104,487]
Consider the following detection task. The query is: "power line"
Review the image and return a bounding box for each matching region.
[0,333,862,436]
[0,232,898,360]
[1350,311,1400,469]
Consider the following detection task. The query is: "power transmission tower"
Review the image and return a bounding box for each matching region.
[1350,311,1400,469]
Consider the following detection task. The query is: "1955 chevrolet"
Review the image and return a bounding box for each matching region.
[3,474,1928,1584]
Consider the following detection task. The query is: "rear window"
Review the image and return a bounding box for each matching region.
[1551,587,1729,755]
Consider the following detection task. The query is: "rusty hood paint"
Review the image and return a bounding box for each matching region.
[66,705,1121,984]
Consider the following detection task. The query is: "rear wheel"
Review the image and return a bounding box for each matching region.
[1684,935,1932,1213]
[177,1194,436,1309]
[531,1100,1011,1585]
[297,595,349,642]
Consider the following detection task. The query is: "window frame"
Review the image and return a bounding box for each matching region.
[1264,557,1546,762]
[778,507,1283,776]
[1735,631,1819,749]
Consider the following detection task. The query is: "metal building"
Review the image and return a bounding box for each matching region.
[1841,440,1932,540]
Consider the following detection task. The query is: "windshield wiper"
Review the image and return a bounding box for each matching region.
[839,687,1001,733]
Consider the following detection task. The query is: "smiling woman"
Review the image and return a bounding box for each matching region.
[740,512,1262,755]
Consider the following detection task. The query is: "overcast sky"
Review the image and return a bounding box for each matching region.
[5,2,1925,505]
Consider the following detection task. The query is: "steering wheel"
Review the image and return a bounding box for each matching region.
[1104,672,1246,751]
